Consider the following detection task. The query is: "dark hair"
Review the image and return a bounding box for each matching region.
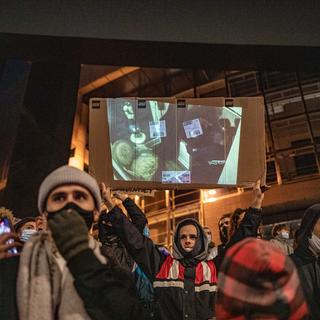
[14,217,36,232]
[271,224,288,238]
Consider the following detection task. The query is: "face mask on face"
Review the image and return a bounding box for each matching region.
[280,231,289,240]
[47,202,94,230]
[20,229,37,242]
[308,233,320,256]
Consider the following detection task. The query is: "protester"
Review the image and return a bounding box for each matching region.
[103,187,217,320]
[203,225,218,259]
[228,207,246,240]
[0,233,21,320]
[0,165,146,320]
[14,217,37,243]
[270,223,294,255]
[216,238,309,319]
[291,204,320,319]
[100,186,157,318]
[98,184,147,272]
[218,213,231,246]
[214,182,265,271]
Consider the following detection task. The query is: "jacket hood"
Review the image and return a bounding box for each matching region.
[295,204,320,260]
[172,218,208,261]
[296,204,320,245]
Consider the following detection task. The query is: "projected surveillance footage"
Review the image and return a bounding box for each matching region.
[107,98,242,185]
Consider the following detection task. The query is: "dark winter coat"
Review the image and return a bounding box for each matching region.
[214,207,263,272]
[291,204,320,320]
[0,256,19,320]
[109,207,217,320]
[99,197,147,271]
[67,249,147,320]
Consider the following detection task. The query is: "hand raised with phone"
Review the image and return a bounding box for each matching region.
[251,180,266,209]
[0,233,21,260]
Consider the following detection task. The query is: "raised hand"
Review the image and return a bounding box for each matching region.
[113,191,129,202]
[251,180,265,209]
[100,182,116,211]
[0,233,21,260]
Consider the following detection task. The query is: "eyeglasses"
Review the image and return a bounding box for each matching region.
[180,234,198,240]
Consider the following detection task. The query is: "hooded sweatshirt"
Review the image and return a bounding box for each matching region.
[291,204,320,320]
[109,208,217,320]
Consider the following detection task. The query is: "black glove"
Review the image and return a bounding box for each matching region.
[48,209,89,262]
[98,210,115,243]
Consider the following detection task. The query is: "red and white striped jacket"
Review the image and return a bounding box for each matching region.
[154,255,217,292]
[153,255,217,320]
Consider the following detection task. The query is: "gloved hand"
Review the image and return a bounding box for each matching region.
[48,209,89,262]
[98,210,115,243]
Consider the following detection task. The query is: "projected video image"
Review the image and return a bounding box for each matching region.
[107,98,242,185]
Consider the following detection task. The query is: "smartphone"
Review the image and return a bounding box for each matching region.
[0,216,18,254]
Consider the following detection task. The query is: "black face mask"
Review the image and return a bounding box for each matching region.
[47,202,94,230]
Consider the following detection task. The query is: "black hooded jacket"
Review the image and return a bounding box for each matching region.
[291,204,320,320]
[109,206,217,320]
[99,197,148,271]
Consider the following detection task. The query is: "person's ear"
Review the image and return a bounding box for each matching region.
[93,209,100,223]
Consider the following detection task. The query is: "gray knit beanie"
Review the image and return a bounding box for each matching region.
[38,165,101,213]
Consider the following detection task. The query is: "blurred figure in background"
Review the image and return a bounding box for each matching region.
[216,238,309,319]
[228,207,246,240]
[218,213,231,246]
[291,204,320,319]
[14,217,37,243]
[203,226,218,259]
[270,223,293,255]
[214,182,265,271]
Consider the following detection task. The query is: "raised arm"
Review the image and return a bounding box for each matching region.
[215,182,265,271]
[108,205,166,281]
[113,191,148,234]
[226,182,264,248]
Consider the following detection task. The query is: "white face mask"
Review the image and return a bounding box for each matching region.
[20,229,37,242]
[308,233,320,256]
[280,231,289,240]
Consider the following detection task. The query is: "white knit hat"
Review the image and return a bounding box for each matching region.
[38,165,101,213]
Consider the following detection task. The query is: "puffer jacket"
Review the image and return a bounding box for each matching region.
[109,207,217,320]
[291,204,320,319]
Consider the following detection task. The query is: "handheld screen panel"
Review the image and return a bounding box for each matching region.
[89,97,265,189]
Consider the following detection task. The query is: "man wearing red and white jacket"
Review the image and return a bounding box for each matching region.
[107,203,217,320]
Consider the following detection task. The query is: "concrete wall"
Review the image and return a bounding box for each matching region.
[1,1,320,47]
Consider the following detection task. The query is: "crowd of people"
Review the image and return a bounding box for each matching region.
[0,165,319,319]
